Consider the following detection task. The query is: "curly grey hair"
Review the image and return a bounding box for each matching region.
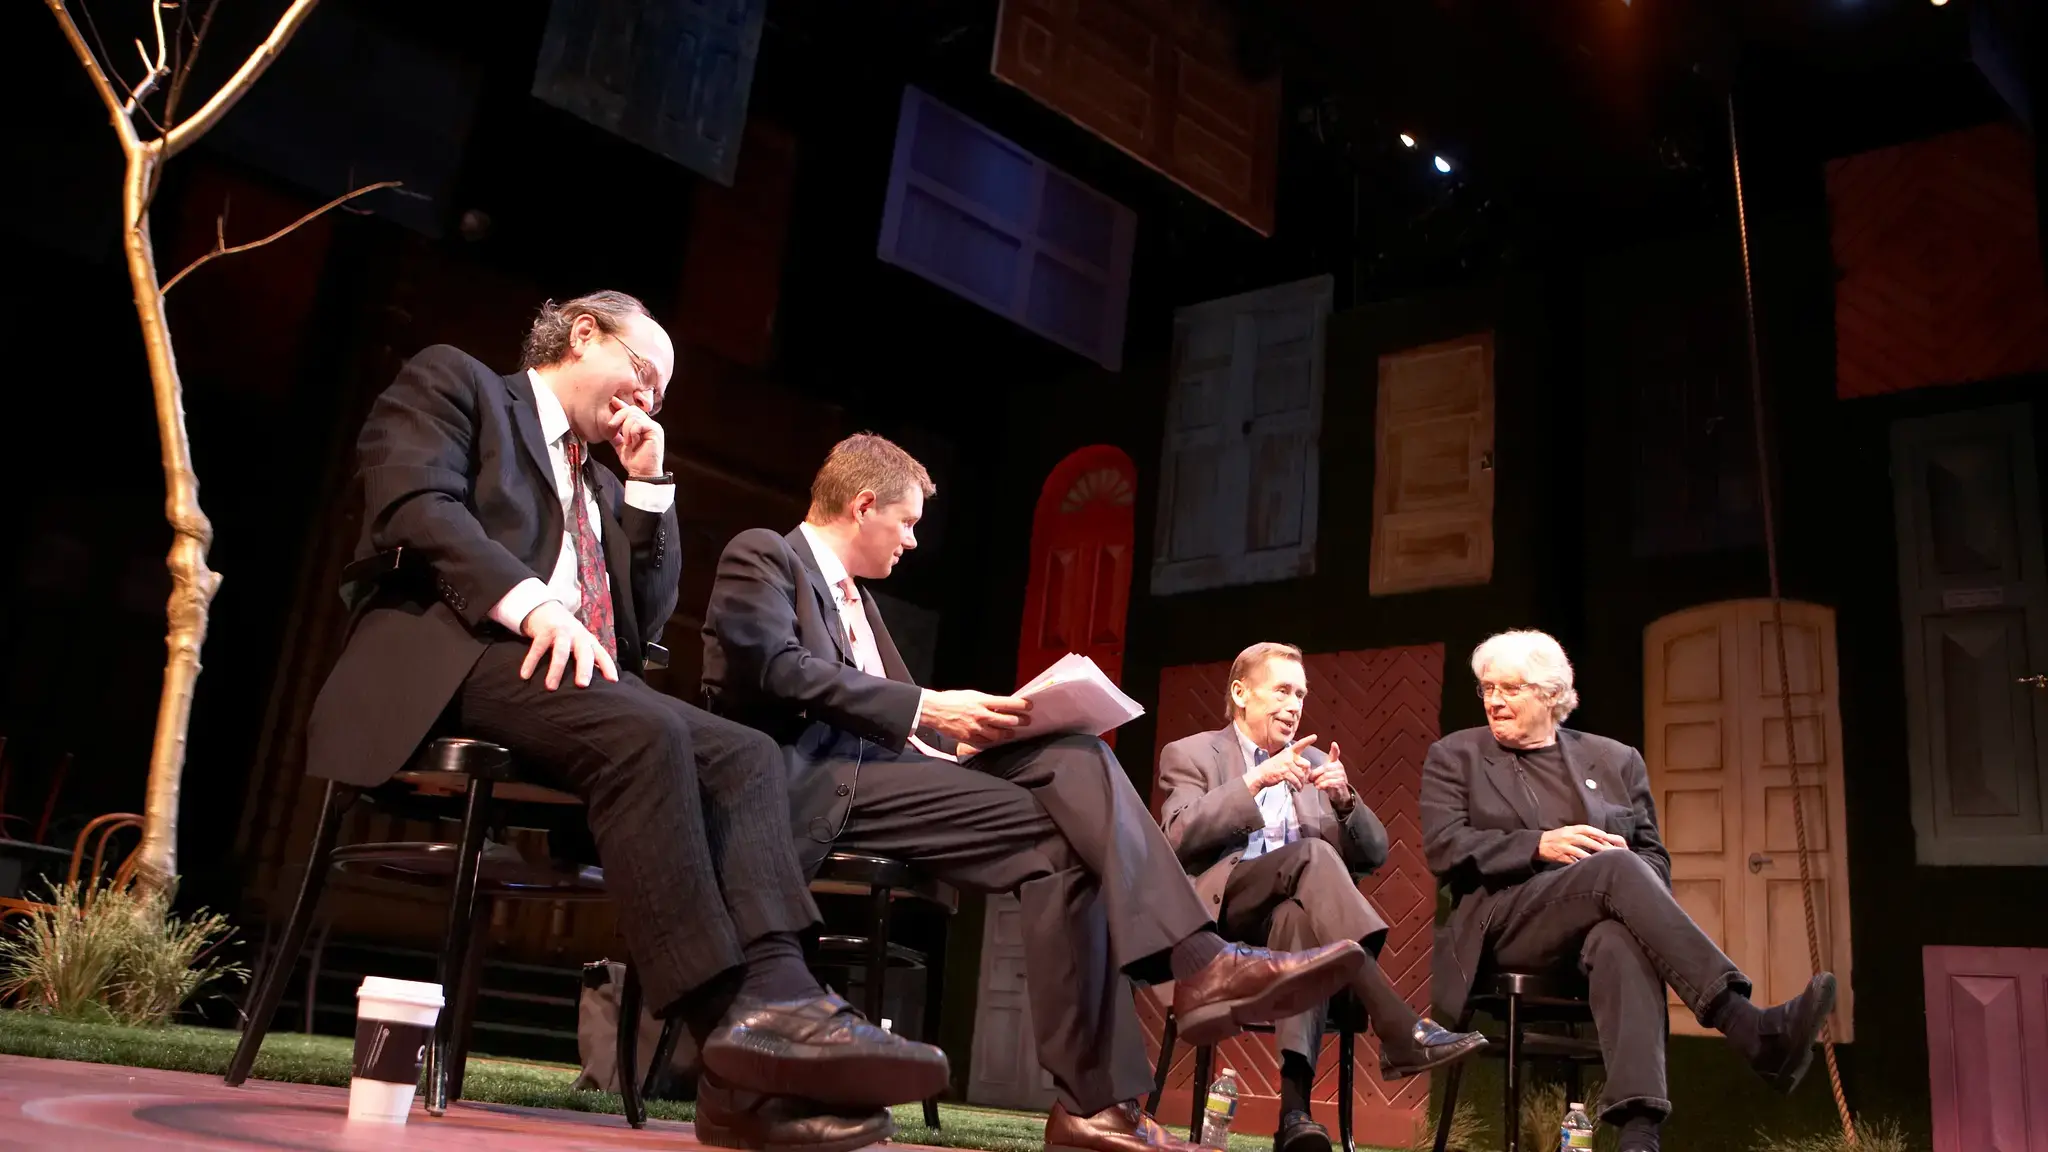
[1470,629,1580,723]
[519,290,649,370]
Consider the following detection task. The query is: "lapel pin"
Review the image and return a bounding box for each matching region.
[1586,779,1598,789]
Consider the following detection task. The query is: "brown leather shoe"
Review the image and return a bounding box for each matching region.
[694,1072,895,1152]
[1044,1100,1200,1152]
[1171,940,1366,1046]
[699,992,950,1108]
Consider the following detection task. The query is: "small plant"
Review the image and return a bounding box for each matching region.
[0,879,245,1027]
[1751,1116,1923,1152]
[1407,1097,1485,1152]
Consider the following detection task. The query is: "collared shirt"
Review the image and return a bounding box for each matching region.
[487,370,676,632]
[796,522,934,748]
[1237,724,1300,861]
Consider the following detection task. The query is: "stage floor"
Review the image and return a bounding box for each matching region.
[0,1054,922,1151]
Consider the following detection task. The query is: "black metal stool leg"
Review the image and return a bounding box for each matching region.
[1338,1009,1356,1152]
[1188,1044,1213,1143]
[226,782,353,1087]
[1430,1006,1475,1152]
[619,962,647,1129]
[1146,1010,1178,1116]
[426,777,493,1117]
[1503,992,1524,1152]
[444,896,493,1104]
[863,884,890,1024]
[921,913,946,1130]
[642,1015,683,1102]
[303,915,332,1034]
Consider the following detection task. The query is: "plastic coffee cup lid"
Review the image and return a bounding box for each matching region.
[356,976,445,1008]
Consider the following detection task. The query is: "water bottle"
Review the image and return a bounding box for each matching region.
[1560,1101,1595,1150]
[1199,1067,1239,1149]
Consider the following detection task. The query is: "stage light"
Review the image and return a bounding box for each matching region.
[1434,155,1452,173]
[1930,0,1948,6]
[1399,133,1416,148]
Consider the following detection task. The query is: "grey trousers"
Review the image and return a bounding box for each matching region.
[1483,848,1749,1120]
[1219,838,1390,1060]
[831,733,1213,1115]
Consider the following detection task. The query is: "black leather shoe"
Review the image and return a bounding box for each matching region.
[1273,1110,1332,1152]
[1748,972,1837,1093]
[699,992,950,1108]
[1379,1018,1489,1080]
[694,1072,895,1152]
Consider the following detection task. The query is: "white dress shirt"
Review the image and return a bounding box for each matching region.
[796,522,937,750]
[488,370,676,632]
[1237,724,1300,862]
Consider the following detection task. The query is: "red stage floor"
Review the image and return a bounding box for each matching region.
[0,1054,920,1151]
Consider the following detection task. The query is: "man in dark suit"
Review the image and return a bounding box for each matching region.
[1420,630,1839,1152]
[305,293,947,1151]
[702,433,1368,1152]
[1158,642,1485,1152]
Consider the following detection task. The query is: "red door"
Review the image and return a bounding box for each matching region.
[1016,447,1137,743]
[1923,945,2048,1152]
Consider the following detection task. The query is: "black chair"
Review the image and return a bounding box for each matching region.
[1430,968,1605,1152]
[223,733,669,1129]
[1146,992,1367,1152]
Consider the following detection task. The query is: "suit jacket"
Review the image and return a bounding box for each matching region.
[306,344,679,787]
[1157,726,1390,916]
[700,526,952,872]
[1418,725,1671,1023]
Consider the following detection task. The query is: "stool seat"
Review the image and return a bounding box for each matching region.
[331,840,610,897]
[811,852,959,912]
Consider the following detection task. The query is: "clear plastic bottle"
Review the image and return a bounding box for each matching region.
[1199,1067,1239,1149]
[1560,1100,1595,1150]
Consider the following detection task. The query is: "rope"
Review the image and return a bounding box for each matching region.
[1726,93,1857,1145]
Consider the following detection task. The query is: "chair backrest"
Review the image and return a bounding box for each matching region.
[67,812,143,906]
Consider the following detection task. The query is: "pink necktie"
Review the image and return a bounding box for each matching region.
[838,577,875,673]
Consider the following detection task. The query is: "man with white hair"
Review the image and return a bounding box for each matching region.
[1419,629,1838,1152]
[1159,642,1486,1152]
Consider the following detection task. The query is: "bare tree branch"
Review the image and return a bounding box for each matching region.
[164,0,320,159]
[164,0,220,126]
[162,179,400,292]
[44,0,140,147]
[122,0,169,112]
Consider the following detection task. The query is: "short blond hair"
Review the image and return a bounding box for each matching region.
[808,432,936,520]
[1225,641,1304,721]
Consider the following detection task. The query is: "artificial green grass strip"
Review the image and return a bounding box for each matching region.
[0,1011,1312,1151]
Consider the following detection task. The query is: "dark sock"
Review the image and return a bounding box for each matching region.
[1708,987,1762,1054]
[1615,1106,1662,1151]
[739,931,822,1005]
[1279,1051,1315,1117]
[1352,957,1421,1045]
[1168,929,1231,982]
[672,967,744,1048]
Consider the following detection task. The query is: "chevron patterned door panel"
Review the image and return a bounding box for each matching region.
[1144,644,1444,1148]
[1827,122,2048,399]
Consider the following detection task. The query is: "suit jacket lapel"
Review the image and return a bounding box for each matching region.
[501,371,556,495]
[784,528,854,667]
[863,594,915,685]
[1558,731,1598,824]
[1481,743,1543,830]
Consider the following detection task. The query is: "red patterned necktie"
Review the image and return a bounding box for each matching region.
[560,439,617,662]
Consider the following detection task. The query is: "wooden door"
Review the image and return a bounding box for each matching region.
[1015,446,1138,692]
[1922,945,2048,1152]
[991,0,1281,235]
[1369,333,1496,596]
[1644,600,1855,1040]
[1891,404,2048,865]
[1152,275,1331,596]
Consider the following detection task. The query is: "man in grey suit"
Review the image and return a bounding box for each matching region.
[1158,643,1486,1152]
[1421,630,1838,1152]
[703,434,1369,1152]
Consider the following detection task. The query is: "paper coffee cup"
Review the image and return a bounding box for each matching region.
[348,976,444,1123]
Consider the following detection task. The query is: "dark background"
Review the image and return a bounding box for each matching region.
[5,0,2045,1143]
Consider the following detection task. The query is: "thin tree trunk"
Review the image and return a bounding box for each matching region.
[123,140,220,898]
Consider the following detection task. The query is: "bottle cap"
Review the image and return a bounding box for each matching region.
[1569,1102,1583,1110]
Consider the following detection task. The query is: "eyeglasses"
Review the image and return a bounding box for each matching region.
[1475,680,1539,702]
[612,334,664,416]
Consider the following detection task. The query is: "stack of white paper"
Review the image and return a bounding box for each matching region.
[1016,653,1145,737]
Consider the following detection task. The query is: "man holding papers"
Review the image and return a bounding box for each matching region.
[1157,643,1486,1152]
[703,433,1366,1152]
